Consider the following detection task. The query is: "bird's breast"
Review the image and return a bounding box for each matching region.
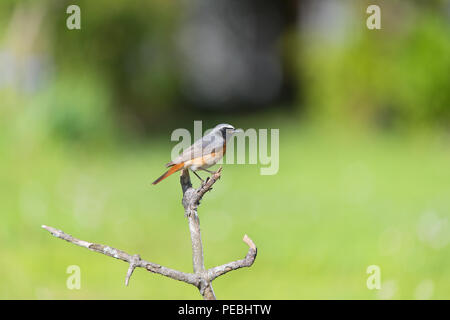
[185,144,226,170]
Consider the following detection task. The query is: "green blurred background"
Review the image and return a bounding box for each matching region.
[1,0,449,299]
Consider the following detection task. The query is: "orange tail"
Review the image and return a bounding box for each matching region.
[152,163,184,185]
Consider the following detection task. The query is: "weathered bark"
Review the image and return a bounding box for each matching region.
[42,167,257,299]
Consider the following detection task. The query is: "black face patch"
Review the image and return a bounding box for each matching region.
[220,127,234,140]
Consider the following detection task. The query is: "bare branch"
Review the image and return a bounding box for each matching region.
[41,225,200,287]
[180,169,221,299]
[207,234,258,281]
[125,254,140,286]
[42,166,257,300]
[181,167,222,217]
[179,168,257,300]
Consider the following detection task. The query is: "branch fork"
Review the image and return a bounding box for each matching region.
[42,167,257,299]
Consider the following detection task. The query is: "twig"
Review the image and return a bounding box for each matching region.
[207,235,257,281]
[125,254,140,286]
[41,225,200,287]
[42,167,257,299]
[180,169,220,299]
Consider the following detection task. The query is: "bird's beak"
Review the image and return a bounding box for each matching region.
[233,128,243,134]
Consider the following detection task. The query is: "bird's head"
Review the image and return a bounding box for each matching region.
[214,123,241,140]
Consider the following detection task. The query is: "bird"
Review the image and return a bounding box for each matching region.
[152,123,239,185]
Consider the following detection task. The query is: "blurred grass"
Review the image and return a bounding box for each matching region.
[1,120,449,299]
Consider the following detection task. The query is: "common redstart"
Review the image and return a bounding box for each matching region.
[152,124,239,185]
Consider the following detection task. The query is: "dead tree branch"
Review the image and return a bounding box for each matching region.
[42,167,257,299]
[41,225,200,286]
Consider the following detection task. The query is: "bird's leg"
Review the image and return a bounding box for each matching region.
[200,166,223,175]
[199,168,215,174]
[198,166,222,187]
[191,169,204,183]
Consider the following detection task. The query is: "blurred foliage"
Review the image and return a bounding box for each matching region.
[45,73,113,142]
[1,1,449,143]
[1,0,181,140]
[300,7,450,129]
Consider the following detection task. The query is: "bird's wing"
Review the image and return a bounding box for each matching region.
[167,134,224,166]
